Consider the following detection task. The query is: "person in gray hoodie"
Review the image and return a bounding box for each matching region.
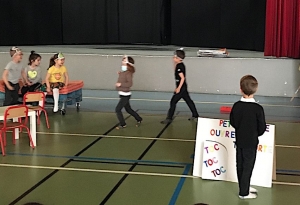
[115,56,142,129]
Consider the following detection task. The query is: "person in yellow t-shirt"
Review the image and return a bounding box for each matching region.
[45,53,69,112]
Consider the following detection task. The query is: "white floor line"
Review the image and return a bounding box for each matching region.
[36,132,196,142]
[0,163,299,186]
[272,181,300,186]
[82,97,300,108]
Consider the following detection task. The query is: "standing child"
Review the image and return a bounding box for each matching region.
[230,75,266,199]
[115,56,142,129]
[45,53,69,112]
[2,47,23,106]
[161,48,199,124]
[21,51,42,96]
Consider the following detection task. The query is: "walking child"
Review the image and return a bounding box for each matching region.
[230,75,266,199]
[115,56,142,129]
[2,47,24,106]
[45,53,69,112]
[161,48,199,124]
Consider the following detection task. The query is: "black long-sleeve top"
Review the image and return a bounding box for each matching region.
[230,100,266,148]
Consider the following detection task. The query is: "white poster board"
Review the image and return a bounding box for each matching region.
[193,117,275,188]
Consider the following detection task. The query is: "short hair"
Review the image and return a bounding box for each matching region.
[240,75,258,96]
[10,46,22,57]
[174,49,185,60]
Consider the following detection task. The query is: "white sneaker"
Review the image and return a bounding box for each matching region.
[239,193,257,199]
[53,106,59,113]
[250,187,258,193]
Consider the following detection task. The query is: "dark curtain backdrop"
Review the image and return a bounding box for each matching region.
[0,0,62,45]
[61,0,164,44]
[171,0,266,51]
[264,0,300,58]
[0,0,266,52]
[61,0,106,44]
[118,0,164,44]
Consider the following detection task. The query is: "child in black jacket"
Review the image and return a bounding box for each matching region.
[230,75,266,199]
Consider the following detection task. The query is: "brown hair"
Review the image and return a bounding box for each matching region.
[48,53,59,69]
[240,75,258,96]
[9,50,16,57]
[127,56,135,73]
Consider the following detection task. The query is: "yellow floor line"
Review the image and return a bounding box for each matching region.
[0,163,196,179]
[37,132,300,147]
[0,163,299,186]
[36,132,196,142]
[82,97,300,108]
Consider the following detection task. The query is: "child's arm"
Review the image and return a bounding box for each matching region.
[119,73,133,88]
[257,108,267,136]
[64,71,69,86]
[2,70,14,90]
[45,73,51,92]
[229,104,236,128]
[21,69,31,85]
[175,73,185,93]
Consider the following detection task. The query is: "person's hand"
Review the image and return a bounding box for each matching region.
[46,87,51,93]
[7,85,14,90]
[175,88,180,94]
[27,81,32,86]
[115,83,121,87]
[117,71,121,74]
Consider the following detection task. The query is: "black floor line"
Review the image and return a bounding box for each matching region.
[72,159,185,168]
[99,116,175,205]
[9,114,133,205]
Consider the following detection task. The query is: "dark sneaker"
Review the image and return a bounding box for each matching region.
[136,120,142,127]
[116,125,127,130]
[160,119,172,124]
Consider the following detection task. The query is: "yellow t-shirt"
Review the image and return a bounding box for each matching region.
[48,65,67,83]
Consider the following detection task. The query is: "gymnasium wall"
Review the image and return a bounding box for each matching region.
[0,52,299,97]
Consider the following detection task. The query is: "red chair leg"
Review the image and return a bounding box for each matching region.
[18,117,23,132]
[12,129,16,145]
[0,134,5,156]
[37,111,41,125]
[43,110,50,129]
[24,126,35,148]
[3,131,6,147]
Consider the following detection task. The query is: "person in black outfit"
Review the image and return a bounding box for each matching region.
[230,75,266,199]
[161,49,199,124]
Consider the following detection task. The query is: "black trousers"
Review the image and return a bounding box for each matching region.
[21,82,42,96]
[236,147,257,196]
[115,95,142,126]
[167,88,199,119]
[3,82,20,106]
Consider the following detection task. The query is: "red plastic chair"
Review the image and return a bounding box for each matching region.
[23,92,50,129]
[0,105,35,156]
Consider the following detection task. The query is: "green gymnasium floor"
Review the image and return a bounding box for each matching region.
[0,90,299,205]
